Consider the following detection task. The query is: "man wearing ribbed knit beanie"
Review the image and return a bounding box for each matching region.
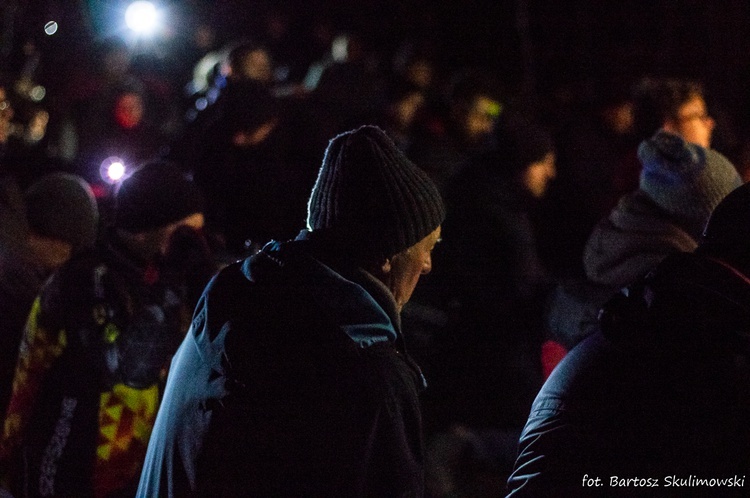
[139,126,446,496]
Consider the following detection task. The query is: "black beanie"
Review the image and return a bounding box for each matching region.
[307,125,446,260]
[114,161,204,233]
[25,172,99,250]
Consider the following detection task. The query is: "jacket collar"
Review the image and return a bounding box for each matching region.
[245,236,403,349]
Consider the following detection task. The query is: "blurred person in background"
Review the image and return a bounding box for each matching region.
[0,172,99,421]
[632,77,715,149]
[409,69,503,197]
[304,32,385,140]
[256,7,303,84]
[63,39,177,183]
[418,115,556,497]
[0,161,213,498]
[0,79,25,253]
[0,83,15,155]
[541,79,639,277]
[224,41,275,88]
[1,76,72,192]
[546,78,739,354]
[377,78,427,152]
[392,43,438,95]
[75,80,166,187]
[173,75,316,258]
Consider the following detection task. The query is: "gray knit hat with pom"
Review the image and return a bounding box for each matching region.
[638,130,742,238]
[307,125,445,260]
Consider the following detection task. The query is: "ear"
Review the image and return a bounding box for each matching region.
[661,121,679,135]
[380,258,392,274]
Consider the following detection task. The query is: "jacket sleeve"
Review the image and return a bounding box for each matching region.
[507,333,614,497]
[506,397,580,496]
[0,296,66,465]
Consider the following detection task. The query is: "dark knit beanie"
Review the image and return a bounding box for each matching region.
[307,125,446,260]
[24,172,99,250]
[114,161,204,233]
[638,130,741,238]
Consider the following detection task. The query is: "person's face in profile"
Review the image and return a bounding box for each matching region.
[523,152,557,199]
[463,95,500,144]
[665,95,714,148]
[380,226,441,311]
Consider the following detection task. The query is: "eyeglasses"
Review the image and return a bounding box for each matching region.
[677,111,711,123]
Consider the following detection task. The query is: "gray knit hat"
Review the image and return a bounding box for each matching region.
[307,125,445,260]
[24,172,99,250]
[638,130,742,238]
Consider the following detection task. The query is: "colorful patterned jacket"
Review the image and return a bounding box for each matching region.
[1,233,198,498]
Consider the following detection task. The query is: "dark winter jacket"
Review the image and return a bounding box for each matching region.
[137,234,426,497]
[507,252,750,497]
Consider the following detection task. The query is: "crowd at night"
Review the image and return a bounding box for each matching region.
[3,1,750,497]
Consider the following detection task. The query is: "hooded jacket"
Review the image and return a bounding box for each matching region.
[583,189,697,287]
[137,234,426,497]
[508,252,750,496]
[548,179,711,350]
[547,133,741,350]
